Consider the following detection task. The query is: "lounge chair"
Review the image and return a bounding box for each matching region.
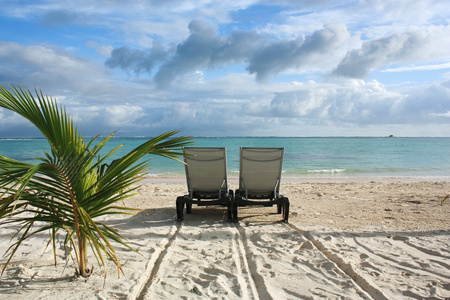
[233,147,289,222]
[176,147,233,222]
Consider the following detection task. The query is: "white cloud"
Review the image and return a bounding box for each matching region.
[0,42,111,93]
[265,79,450,126]
[382,62,450,72]
[430,111,450,117]
[104,105,147,127]
[333,25,450,78]
[105,21,351,87]
[86,41,113,57]
[1,0,450,137]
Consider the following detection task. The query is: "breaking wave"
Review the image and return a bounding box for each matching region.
[307,169,346,174]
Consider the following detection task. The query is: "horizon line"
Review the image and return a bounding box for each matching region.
[2,135,450,139]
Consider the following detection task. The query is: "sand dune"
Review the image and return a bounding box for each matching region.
[0,181,449,299]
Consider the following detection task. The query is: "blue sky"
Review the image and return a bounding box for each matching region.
[0,0,450,137]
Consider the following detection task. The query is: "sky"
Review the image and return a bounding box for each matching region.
[0,0,450,137]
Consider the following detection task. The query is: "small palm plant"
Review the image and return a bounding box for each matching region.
[0,85,192,278]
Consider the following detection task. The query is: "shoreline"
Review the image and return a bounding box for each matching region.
[143,173,450,184]
[135,180,450,231]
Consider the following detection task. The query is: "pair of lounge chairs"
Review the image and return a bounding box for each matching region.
[176,147,290,223]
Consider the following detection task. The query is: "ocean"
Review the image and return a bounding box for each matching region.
[1,137,449,181]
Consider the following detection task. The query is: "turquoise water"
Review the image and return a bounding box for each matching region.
[1,137,449,180]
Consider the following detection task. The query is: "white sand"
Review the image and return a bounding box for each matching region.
[1,179,449,299]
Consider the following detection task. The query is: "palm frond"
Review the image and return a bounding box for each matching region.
[0,84,192,278]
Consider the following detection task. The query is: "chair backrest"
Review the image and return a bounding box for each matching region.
[239,147,285,198]
[183,147,228,198]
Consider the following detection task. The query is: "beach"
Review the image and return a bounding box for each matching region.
[0,178,449,299]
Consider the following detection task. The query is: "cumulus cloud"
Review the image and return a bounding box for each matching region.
[2,1,450,137]
[0,41,133,104]
[153,21,263,88]
[209,30,263,67]
[56,104,148,136]
[104,105,147,127]
[105,21,350,87]
[154,20,222,88]
[266,79,450,125]
[248,23,350,81]
[0,107,42,137]
[392,81,450,123]
[105,42,169,75]
[106,20,264,88]
[0,109,30,127]
[0,42,99,85]
[333,25,450,78]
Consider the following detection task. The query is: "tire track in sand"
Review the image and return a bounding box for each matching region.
[231,224,270,300]
[138,219,253,299]
[287,223,388,300]
[137,217,379,299]
[136,223,181,300]
[353,235,450,280]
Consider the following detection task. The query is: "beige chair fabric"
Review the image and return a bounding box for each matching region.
[176,147,232,222]
[239,147,284,198]
[234,147,289,222]
[183,147,228,198]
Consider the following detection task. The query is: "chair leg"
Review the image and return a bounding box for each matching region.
[186,203,192,214]
[228,191,234,223]
[232,202,238,223]
[277,203,282,214]
[176,196,185,221]
[282,197,290,223]
[227,202,232,222]
[233,191,240,223]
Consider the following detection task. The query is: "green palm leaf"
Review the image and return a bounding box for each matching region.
[0,84,193,278]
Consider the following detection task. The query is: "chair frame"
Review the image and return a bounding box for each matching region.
[176,147,233,222]
[233,147,289,223]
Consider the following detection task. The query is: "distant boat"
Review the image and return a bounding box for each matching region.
[388,135,394,138]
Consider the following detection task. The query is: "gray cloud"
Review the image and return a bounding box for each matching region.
[2,1,450,138]
[107,20,264,88]
[105,42,170,75]
[392,82,450,123]
[209,30,263,67]
[154,20,222,88]
[247,23,349,81]
[333,26,450,78]
[0,41,143,108]
[105,21,349,87]
[41,10,84,26]
[153,21,263,88]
